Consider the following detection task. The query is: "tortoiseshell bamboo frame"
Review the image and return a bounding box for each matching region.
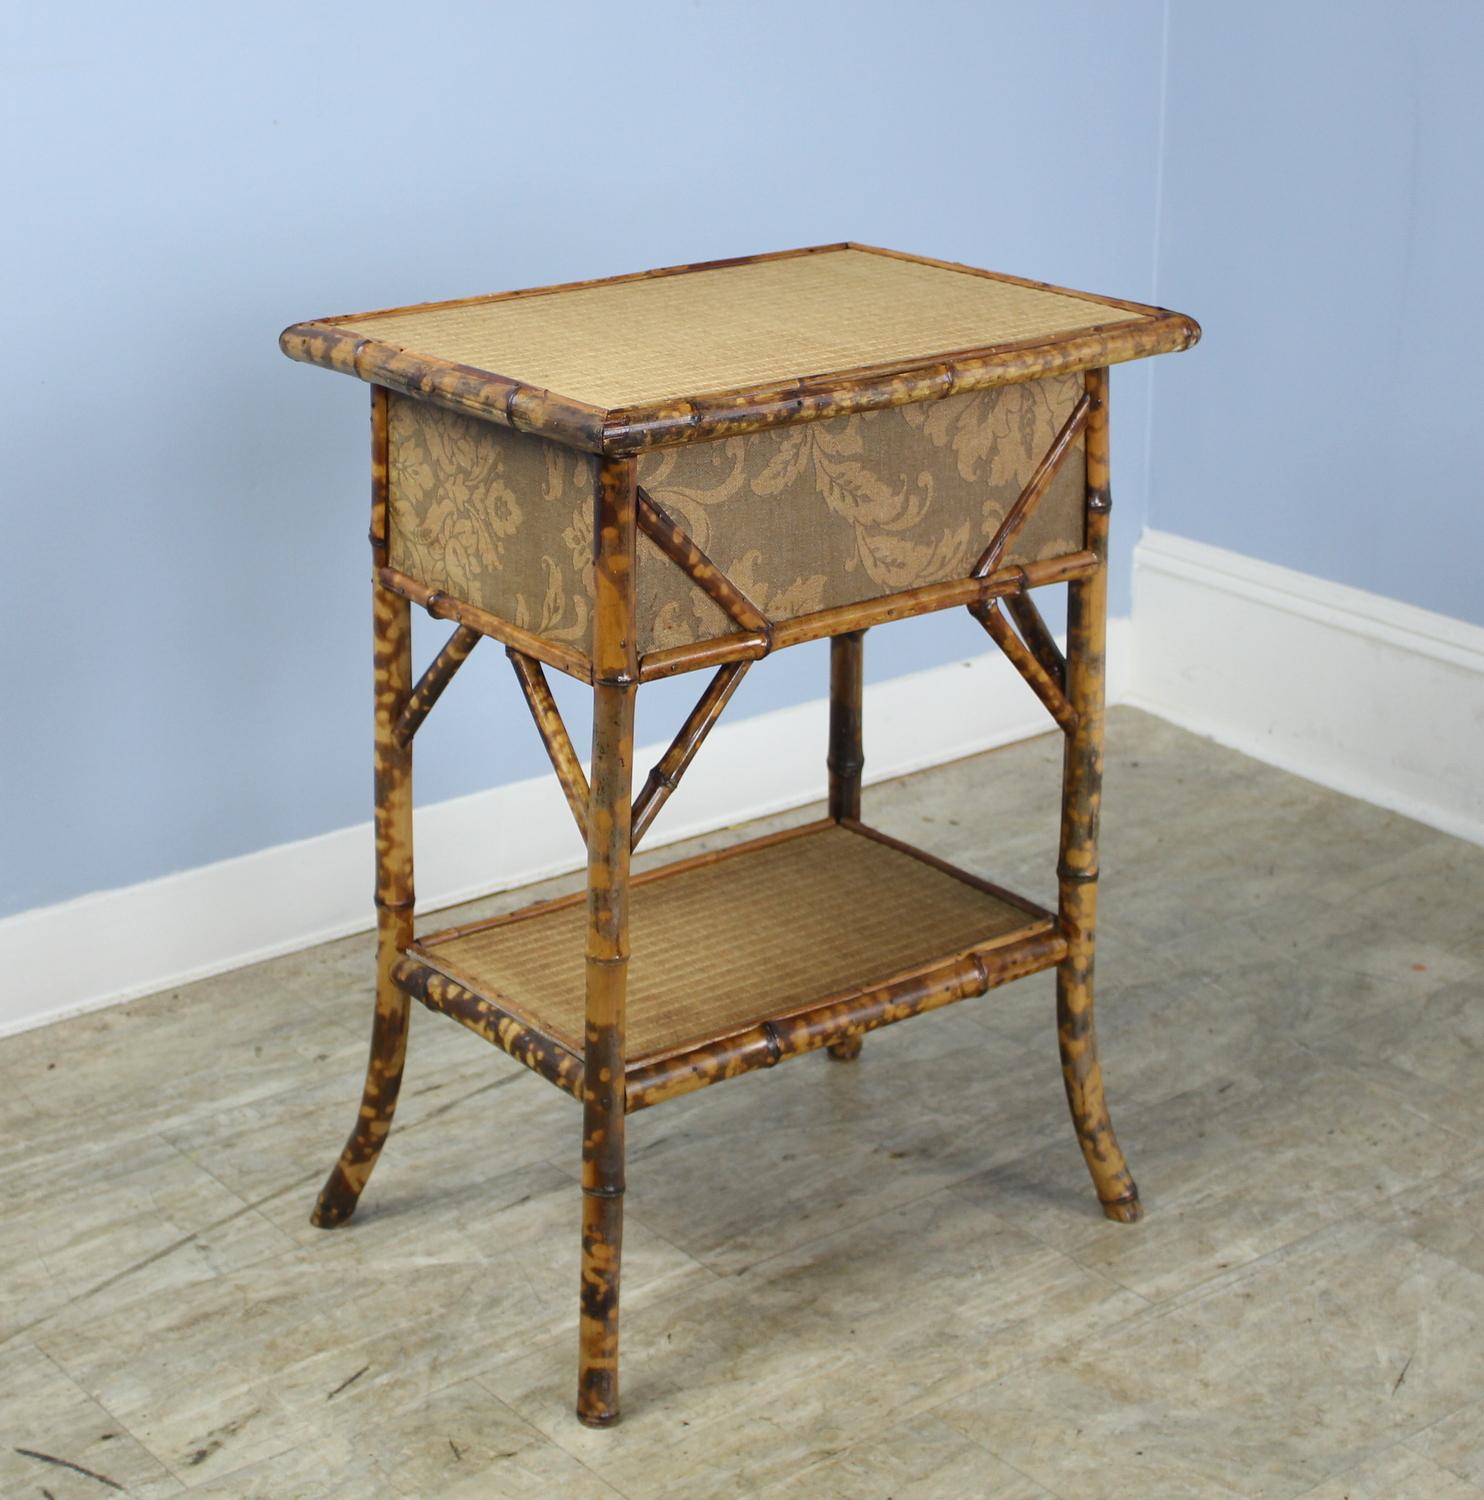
[309,360,1150,1427]
[281,242,1198,455]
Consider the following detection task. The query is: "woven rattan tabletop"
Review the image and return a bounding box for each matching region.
[334,247,1141,409]
[281,243,1199,451]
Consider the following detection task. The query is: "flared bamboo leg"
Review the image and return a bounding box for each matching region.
[578,458,638,1426]
[1056,367,1141,1225]
[313,569,415,1227]
[826,630,866,1061]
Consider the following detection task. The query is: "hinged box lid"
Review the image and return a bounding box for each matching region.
[280,243,1198,454]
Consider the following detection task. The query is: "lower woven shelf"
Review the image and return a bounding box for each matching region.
[396,818,1066,1109]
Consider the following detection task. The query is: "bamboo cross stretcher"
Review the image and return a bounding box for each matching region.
[279,243,1199,1427]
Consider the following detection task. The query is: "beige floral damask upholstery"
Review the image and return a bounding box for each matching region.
[386,375,1086,656]
[388,395,598,647]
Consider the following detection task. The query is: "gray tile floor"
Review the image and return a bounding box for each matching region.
[3,708,1483,1498]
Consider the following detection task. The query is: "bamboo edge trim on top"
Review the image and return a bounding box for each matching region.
[281,314,1196,455]
[280,244,1200,453]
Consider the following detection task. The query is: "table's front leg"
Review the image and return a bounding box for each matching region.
[578,457,638,1426]
[1057,367,1142,1224]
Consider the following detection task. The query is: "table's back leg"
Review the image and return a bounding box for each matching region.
[826,629,866,1061]
[578,457,637,1426]
[1056,367,1142,1224]
[312,558,415,1227]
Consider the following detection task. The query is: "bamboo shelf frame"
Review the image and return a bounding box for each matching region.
[397,819,1063,1110]
[281,243,1199,1429]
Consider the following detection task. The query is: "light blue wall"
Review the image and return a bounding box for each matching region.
[0,2,1168,917]
[1148,1,1484,625]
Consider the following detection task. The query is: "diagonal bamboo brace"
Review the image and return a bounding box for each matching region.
[972,600,1078,733]
[508,648,591,842]
[973,392,1092,579]
[394,625,481,749]
[631,661,750,850]
[636,486,773,638]
[1005,591,1066,693]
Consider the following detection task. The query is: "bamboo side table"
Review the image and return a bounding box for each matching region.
[280,244,1199,1426]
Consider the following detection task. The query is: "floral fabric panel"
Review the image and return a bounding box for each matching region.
[386,374,1086,658]
[387,393,599,650]
[635,375,1087,651]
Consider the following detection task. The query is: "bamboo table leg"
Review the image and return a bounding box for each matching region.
[313,388,414,1228]
[827,630,866,1062]
[1057,367,1141,1224]
[578,456,638,1426]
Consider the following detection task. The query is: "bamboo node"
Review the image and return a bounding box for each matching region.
[1088,486,1112,514]
[761,1021,784,1066]
[1056,863,1100,885]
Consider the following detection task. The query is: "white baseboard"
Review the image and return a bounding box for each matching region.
[0,626,1127,1038]
[1130,529,1484,846]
